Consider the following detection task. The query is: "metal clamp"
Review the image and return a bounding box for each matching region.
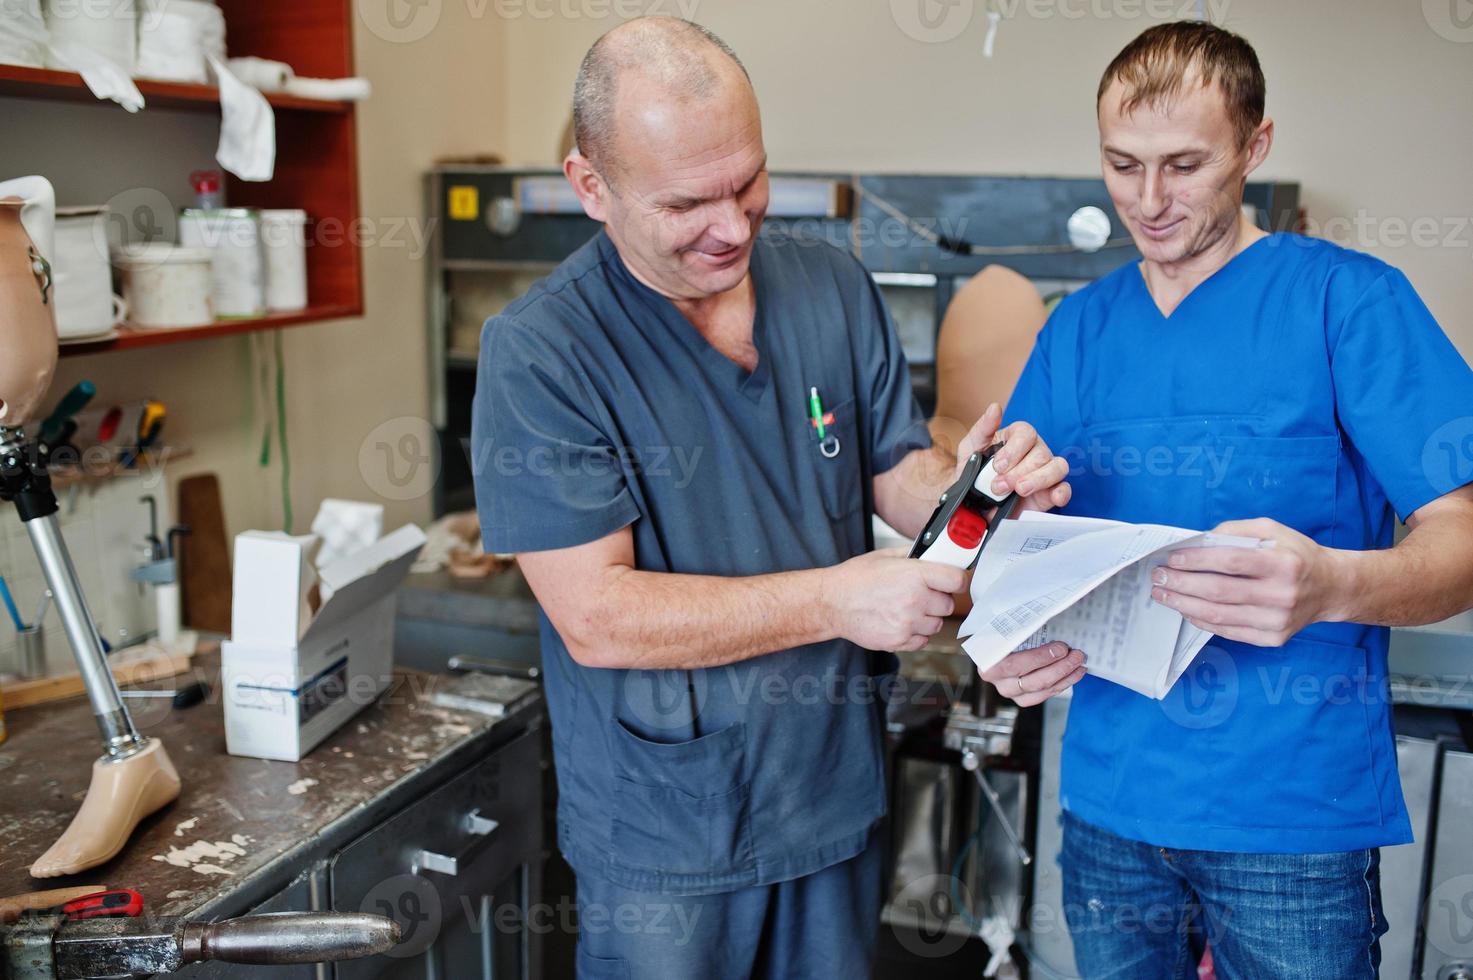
[945,707,1032,867]
[943,706,1018,760]
[5,913,61,980]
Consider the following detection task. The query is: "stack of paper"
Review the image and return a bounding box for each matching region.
[958,513,1268,699]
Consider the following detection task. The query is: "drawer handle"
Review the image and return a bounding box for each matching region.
[414,850,459,876]
[464,809,500,838]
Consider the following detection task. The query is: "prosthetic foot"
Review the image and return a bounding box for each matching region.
[30,738,181,878]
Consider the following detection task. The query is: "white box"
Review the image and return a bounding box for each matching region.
[222,524,425,761]
[230,531,321,646]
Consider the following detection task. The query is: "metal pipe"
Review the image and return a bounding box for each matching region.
[24,512,142,757]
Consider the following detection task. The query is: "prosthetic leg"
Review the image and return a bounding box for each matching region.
[0,428,182,878]
[1,193,179,879]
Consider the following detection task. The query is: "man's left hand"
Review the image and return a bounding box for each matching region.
[958,402,1072,513]
[1150,517,1347,647]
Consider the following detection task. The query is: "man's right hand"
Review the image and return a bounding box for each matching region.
[827,549,966,652]
[981,642,1087,706]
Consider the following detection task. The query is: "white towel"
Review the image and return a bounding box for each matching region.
[207,53,275,181]
[225,55,292,91]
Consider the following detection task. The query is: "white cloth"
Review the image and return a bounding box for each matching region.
[225,55,291,91]
[225,56,373,103]
[281,75,371,102]
[45,40,143,112]
[207,52,275,181]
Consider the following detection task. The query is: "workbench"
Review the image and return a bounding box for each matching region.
[0,651,547,979]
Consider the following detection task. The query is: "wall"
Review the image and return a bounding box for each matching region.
[497,0,1473,356]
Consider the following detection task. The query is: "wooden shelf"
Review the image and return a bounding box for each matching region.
[6,0,363,358]
[0,64,353,113]
[57,303,363,356]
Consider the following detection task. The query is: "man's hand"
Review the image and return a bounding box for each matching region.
[828,549,967,652]
[958,403,1072,513]
[981,642,1088,706]
[1149,518,1347,647]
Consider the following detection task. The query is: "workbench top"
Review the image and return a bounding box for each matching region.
[0,652,543,920]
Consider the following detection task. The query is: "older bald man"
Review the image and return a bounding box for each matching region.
[471,18,1070,977]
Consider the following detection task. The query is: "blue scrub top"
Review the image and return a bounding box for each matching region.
[472,229,929,894]
[1006,233,1473,853]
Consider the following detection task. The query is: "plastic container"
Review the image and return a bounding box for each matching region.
[114,244,215,329]
[53,206,127,339]
[260,209,308,312]
[179,208,266,319]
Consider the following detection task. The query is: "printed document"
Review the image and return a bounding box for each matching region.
[957,512,1268,699]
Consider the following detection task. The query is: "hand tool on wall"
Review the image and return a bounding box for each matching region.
[118,400,165,469]
[37,381,95,452]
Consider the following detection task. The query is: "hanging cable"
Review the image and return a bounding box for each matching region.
[852,181,1136,256]
[273,329,293,533]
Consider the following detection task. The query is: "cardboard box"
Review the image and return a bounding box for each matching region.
[222,523,425,761]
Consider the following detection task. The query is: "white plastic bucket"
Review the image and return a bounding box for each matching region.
[179,208,266,319]
[114,244,214,329]
[260,209,308,312]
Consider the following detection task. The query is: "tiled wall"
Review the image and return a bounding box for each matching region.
[0,475,168,679]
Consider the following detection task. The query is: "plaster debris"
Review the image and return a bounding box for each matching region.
[287,778,319,796]
[433,723,472,739]
[167,890,190,899]
[152,836,251,877]
[174,817,199,837]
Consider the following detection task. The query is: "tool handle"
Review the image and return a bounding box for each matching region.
[61,888,144,921]
[182,912,401,965]
[40,381,96,444]
[0,885,106,924]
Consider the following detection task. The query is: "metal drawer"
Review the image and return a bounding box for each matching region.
[330,729,543,979]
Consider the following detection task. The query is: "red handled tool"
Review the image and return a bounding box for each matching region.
[57,888,144,921]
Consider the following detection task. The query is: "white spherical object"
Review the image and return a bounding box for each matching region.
[1067,206,1113,253]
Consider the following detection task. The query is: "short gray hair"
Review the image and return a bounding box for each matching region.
[572,17,750,177]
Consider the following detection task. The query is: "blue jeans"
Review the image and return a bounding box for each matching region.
[1060,812,1386,979]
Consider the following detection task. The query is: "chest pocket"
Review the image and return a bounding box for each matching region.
[1208,434,1341,545]
[795,396,863,521]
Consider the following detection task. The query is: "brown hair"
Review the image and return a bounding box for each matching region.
[1098,21,1265,147]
